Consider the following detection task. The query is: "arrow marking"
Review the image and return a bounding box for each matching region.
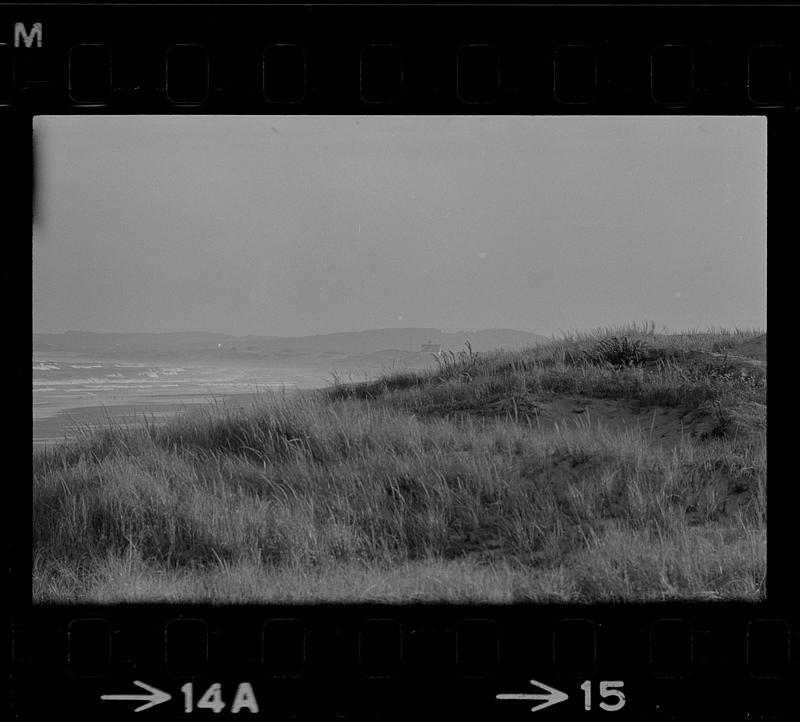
[101,680,172,712]
[497,679,569,713]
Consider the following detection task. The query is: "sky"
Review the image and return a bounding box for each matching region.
[33,115,766,337]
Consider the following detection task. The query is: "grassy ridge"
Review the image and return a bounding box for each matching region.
[32,325,766,602]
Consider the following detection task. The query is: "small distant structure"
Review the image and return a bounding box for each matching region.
[421,341,442,353]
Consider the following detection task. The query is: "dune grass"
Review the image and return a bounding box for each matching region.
[32,325,766,602]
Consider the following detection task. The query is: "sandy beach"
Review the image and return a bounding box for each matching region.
[32,390,290,447]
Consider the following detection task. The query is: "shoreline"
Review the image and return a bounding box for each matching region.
[32,389,309,448]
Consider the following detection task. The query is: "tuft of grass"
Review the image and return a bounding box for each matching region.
[32,325,766,602]
[588,335,649,369]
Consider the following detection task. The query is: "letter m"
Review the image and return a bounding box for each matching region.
[15,22,42,48]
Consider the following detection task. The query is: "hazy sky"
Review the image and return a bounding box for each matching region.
[33,115,766,337]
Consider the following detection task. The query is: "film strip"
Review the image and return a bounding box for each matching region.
[6,2,796,720]
[0,4,796,110]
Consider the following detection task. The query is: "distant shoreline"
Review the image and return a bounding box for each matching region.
[32,350,436,448]
[32,389,303,448]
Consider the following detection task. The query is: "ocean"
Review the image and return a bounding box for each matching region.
[32,352,332,446]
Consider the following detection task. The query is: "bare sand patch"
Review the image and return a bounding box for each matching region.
[729,332,766,363]
[518,395,727,445]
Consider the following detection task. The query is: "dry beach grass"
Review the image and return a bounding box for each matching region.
[32,324,766,602]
